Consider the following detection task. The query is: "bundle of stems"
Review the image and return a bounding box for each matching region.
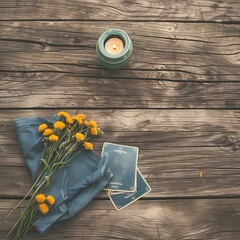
[0,112,102,239]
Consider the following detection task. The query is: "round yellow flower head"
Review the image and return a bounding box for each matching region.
[46,195,55,206]
[39,203,49,215]
[38,124,48,133]
[74,116,83,125]
[77,114,86,120]
[83,142,93,151]
[54,121,66,130]
[75,133,85,142]
[35,194,46,203]
[89,120,97,128]
[49,134,59,142]
[66,117,74,125]
[90,127,98,136]
[83,120,90,127]
[43,128,53,136]
[58,111,70,119]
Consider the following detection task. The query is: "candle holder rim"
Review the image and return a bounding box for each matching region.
[96,43,133,64]
[96,28,133,69]
[97,29,132,60]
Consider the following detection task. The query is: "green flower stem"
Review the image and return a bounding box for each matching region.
[0,166,47,225]
[57,142,78,164]
[62,149,84,167]
[75,124,84,133]
[46,141,57,163]
[18,203,38,238]
[7,171,52,239]
[18,200,36,236]
[43,141,76,183]
[63,136,91,165]
[15,210,27,238]
[8,177,51,238]
[7,211,24,239]
[6,119,102,239]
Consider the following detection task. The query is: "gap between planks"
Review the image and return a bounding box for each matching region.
[0,20,240,24]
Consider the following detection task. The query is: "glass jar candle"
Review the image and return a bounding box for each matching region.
[96,29,133,70]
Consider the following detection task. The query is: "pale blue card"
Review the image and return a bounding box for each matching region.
[102,142,138,192]
[108,169,151,210]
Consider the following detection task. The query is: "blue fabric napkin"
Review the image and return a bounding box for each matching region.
[15,115,112,235]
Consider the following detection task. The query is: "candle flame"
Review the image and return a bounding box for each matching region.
[113,43,117,50]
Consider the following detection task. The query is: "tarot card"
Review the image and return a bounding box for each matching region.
[102,142,138,192]
[108,169,151,210]
[108,190,126,195]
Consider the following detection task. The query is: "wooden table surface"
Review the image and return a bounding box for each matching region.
[0,1,240,239]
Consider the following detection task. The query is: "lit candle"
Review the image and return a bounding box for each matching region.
[96,29,133,69]
[104,37,124,55]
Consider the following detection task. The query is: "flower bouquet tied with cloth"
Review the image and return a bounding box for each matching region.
[0,111,112,239]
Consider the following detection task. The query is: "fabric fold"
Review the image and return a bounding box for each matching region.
[14,115,112,235]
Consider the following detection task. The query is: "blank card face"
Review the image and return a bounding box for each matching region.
[102,142,138,192]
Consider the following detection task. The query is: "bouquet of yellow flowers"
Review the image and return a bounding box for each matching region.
[1,111,105,239]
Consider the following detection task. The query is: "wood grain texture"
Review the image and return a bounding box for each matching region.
[0,0,239,239]
[0,0,239,22]
[0,22,239,108]
[1,199,240,239]
[1,73,240,109]
[0,22,239,78]
[0,109,239,198]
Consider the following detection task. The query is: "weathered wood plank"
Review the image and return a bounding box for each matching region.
[0,0,239,22]
[1,130,240,150]
[1,109,240,136]
[1,74,240,108]
[0,22,239,80]
[0,109,239,198]
[1,21,239,108]
[1,199,240,239]
[1,154,240,198]
[1,109,240,132]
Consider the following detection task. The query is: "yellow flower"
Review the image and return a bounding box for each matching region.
[35,194,46,203]
[90,127,98,136]
[89,120,97,128]
[66,117,74,125]
[77,114,86,120]
[38,124,48,133]
[83,120,90,127]
[39,203,49,215]
[46,195,55,206]
[43,128,53,136]
[58,111,70,119]
[74,116,83,125]
[83,142,93,151]
[49,134,59,142]
[54,121,66,130]
[75,133,85,142]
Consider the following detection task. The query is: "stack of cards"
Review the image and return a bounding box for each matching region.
[101,142,151,210]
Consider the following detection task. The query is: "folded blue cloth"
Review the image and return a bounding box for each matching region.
[15,115,112,235]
